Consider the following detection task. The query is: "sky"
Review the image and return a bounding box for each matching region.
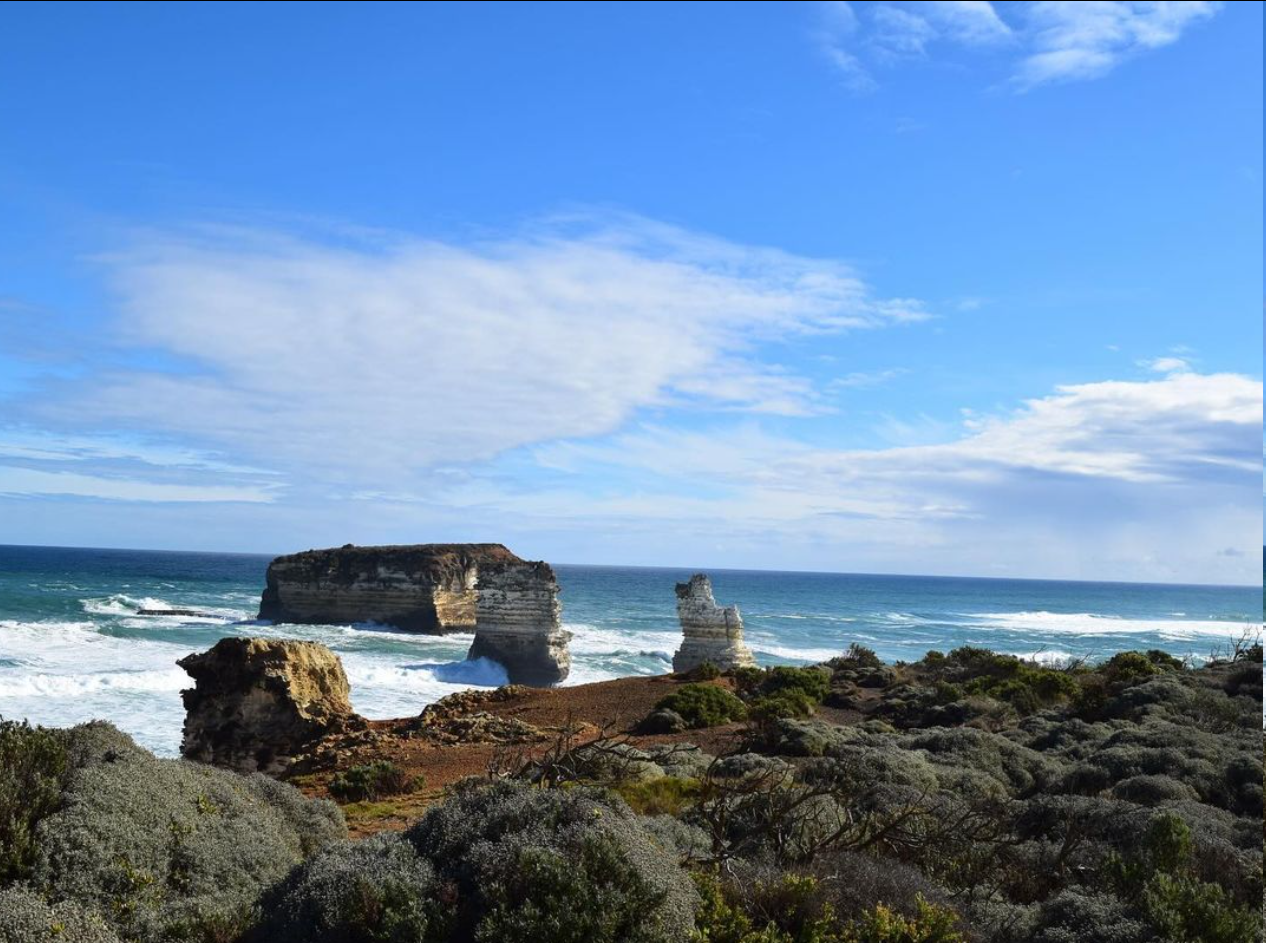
[0,1,1260,585]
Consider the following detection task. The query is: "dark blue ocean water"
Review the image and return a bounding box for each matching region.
[0,544,1258,755]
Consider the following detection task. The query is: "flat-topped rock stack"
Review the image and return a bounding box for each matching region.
[467,560,571,686]
[258,543,521,632]
[256,543,571,687]
[178,637,364,774]
[672,573,756,673]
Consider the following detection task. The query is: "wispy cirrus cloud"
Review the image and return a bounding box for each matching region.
[815,1,1220,92]
[5,214,926,497]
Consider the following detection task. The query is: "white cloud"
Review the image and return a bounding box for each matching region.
[1015,1,1221,89]
[31,216,923,487]
[827,367,909,389]
[515,371,1261,582]
[814,1,1219,92]
[0,466,275,503]
[1141,355,1192,374]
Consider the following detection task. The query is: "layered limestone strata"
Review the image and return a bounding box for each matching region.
[257,543,522,632]
[178,637,364,774]
[467,561,571,686]
[672,573,756,673]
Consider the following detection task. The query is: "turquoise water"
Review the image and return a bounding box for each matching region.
[0,544,1258,755]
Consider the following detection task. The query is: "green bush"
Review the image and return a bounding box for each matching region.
[1144,650,1185,671]
[841,645,883,669]
[655,685,748,729]
[616,777,704,817]
[690,662,722,681]
[750,692,818,721]
[405,780,698,942]
[0,718,69,885]
[848,897,962,943]
[758,668,831,706]
[253,832,437,943]
[1102,652,1159,686]
[1141,873,1260,943]
[731,666,766,697]
[328,761,418,803]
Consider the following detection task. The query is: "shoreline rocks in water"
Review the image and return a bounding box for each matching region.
[672,573,755,673]
[178,637,365,774]
[467,560,572,685]
[257,543,522,633]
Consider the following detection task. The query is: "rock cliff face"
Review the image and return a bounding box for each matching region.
[178,637,363,774]
[467,561,571,686]
[258,543,522,632]
[672,573,756,673]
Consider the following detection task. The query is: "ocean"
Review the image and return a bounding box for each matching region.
[0,544,1259,756]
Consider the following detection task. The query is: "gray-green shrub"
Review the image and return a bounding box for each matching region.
[253,832,436,943]
[404,780,698,942]
[0,886,121,943]
[33,739,345,943]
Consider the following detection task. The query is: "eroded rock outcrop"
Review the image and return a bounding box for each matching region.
[467,561,571,686]
[178,637,364,774]
[258,543,522,632]
[672,573,756,673]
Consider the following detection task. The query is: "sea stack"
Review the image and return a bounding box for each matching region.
[178,637,363,774]
[672,573,756,673]
[257,543,522,632]
[467,560,571,686]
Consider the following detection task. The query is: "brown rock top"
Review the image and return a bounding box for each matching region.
[178,637,364,774]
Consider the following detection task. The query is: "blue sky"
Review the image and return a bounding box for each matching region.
[0,1,1260,584]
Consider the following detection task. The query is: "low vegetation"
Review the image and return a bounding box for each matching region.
[1,641,1259,943]
[328,760,419,803]
[655,684,749,729]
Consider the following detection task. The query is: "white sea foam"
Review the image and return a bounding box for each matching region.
[0,667,187,698]
[965,610,1258,639]
[748,642,849,663]
[82,594,248,622]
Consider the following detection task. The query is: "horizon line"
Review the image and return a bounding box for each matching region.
[1,542,1259,592]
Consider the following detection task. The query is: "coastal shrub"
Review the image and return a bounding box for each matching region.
[799,850,952,925]
[1029,891,1150,943]
[750,691,818,721]
[900,727,1057,797]
[1110,774,1200,805]
[731,666,766,698]
[1102,652,1159,686]
[655,685,748,729]
[848,898,962,943]
[1144,650,1185,671]
[757,667,831,705]
[0,886,120,943]
[404,780,698,942]
[33,748,345,943]
[328,760,417,803]
[0,718,69,885]
[645,743,715,780]
[616,776,703,817]
[1140,873,1260,943]
[840,644,883,669]
[252,832,437,943]
[691,871,962,943]
[690,662,722,681]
